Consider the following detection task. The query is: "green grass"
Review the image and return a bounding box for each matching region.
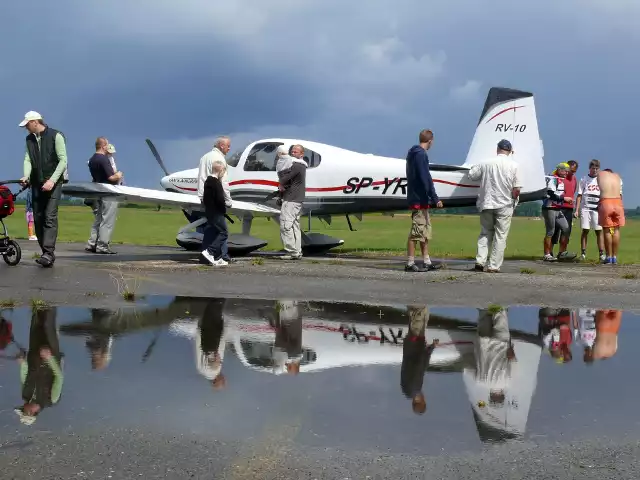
[4,205,640,263]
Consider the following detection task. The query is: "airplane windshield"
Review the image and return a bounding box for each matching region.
[239,339,317,368]
[226,145,247,167]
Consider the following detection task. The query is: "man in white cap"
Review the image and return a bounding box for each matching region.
[18,111,68,267]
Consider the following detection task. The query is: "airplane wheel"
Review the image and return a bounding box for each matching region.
[176,239,202,251]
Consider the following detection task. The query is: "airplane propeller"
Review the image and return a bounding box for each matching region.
[145,138,170,177]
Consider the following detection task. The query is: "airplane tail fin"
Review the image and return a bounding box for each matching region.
[462,87,546,201]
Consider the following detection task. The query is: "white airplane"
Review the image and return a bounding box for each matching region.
[63,86,547,256]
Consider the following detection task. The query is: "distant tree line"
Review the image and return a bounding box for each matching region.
[11,192,639,218]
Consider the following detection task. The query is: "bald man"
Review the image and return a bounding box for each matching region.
[597,168,624,264]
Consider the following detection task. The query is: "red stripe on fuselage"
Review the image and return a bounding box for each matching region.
[171,177,478,193]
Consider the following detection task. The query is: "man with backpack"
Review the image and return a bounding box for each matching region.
[18,111,68,268]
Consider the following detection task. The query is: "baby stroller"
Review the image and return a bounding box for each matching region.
[0,180,27,266]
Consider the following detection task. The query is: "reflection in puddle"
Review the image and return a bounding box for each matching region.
[0,299,631,455]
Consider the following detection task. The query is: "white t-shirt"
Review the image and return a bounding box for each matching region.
[576,308,596,347]
[577,175,600,210]
[468,154,523,211]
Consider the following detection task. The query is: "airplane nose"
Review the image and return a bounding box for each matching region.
[160,175,172,191]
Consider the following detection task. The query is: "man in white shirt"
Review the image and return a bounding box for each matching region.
[197,136,233,262]
[468,139,522,273]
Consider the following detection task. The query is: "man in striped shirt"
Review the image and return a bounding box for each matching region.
[574,159,605,262]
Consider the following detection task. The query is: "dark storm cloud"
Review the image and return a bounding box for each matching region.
[1,0,639,202]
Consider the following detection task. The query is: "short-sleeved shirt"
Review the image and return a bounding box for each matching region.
[88,153,115,183]
[577,175,600,211]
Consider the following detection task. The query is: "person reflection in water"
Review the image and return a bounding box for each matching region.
[272,300,303,375]
[85,309,114,371]
[538,307,573,363]
[14,307,64,426]
[573,308,597,364]
[466,307,516,410]
[400,305,438,415]
[196,299,227,389]
[593,309,622,361]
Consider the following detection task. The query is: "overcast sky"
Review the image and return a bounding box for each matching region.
[2,1,639,205]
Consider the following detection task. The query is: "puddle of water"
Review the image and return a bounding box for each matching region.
[0,298,636,456]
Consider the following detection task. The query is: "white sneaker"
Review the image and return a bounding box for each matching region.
[28,235,37,241]
[580,253,586,261]
[214,258,228,266]
[201,250,216,265]
[599,253,607,262]
[543,253,557,262]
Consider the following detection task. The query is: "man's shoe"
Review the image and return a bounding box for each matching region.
[96,248,116,255]
[85,246,96,253]
[543,254,557,262]
[404,263,424,272]
[36,254,53,268]
[474,264,485,272]
[557,251,576,261]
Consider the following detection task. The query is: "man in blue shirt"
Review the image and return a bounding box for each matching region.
[405,129,443,272]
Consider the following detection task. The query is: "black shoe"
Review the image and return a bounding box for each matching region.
[85,246,96,253]
[36,254,54,268]
[404,263,424,272]
[474,264,484,272]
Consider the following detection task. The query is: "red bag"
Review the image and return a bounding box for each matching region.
[0,186,15,219]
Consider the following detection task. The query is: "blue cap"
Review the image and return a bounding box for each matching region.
[497,139,512,152]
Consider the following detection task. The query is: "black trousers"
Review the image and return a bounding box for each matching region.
[31,182,62,258]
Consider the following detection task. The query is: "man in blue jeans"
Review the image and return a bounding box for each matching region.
[201,162,229,266]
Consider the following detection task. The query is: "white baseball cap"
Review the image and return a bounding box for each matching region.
[18,111,43,127]
[107,144,116,154]
[276,145,289,156]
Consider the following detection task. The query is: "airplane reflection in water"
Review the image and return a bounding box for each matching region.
[2,299,623,443]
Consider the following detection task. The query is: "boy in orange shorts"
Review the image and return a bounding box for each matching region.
[597,168,624,264]
[593,309,622,360]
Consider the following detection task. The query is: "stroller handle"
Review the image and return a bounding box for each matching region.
[0,180,25,186]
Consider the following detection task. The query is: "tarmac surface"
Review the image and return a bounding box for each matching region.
[1,242,640,479]
[0,242,638,311]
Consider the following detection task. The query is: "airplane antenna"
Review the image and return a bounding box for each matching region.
[145,139,170,176]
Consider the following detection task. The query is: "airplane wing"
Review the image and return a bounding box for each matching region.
[62,182,279,216]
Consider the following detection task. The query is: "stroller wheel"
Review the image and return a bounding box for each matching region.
[2,240,21,266]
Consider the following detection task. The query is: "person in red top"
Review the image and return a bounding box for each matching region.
[551,160,578,260]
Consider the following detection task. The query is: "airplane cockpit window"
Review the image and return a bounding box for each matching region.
[243,142,322,171]
[243,142,284,171]
[239,339,317,367]
[226,144,247,168]
[303,149,322,169]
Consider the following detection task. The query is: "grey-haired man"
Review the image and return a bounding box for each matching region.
[468,139,522,273]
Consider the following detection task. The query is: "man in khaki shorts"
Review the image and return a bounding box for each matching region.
[404,129,443,272]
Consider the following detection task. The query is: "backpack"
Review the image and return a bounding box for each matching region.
[0,186,15,219]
